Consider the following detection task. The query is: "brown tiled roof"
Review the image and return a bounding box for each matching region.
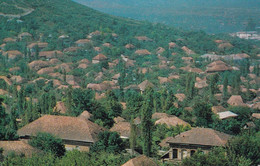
[252,113,260,119]
[0,141,40,157]
[78,111,92,120]
[10,75,23,84]
[155,116,190,127]
[110,121,131,138]
[54,63,71,73]
[175,93,186,102]
[78,59,90,64]
[63,47,81,53]
[168,42,177,48]
[122,155,158,166]
[218,42,233,49]
[182,46,195,55]
[3,50,23,59]
[135,36,152,41]
[0,89,9,95]
[252,102,260,110]
[53,101,67,114]
[114,116,126,124]
[27,42,48,49]
[158,77,172,84]
[66,75,78,86]
[195,80,208,89]
[3,37,16,42]
[135,49,151,55]
[18,115,105,143]
[138,80,154,91]
[18,32,32,38]
[227,95,247,107]
[206,60,232,72]
[125,44,135,49]
[28,60,50,70]
[212,106,227,114]
[49,58,61,65]
[92,54,107,60]
[112,73,120,80]
[78,63,88,69]
[160,137,174,148]
[37,67,55,75]
[156,47,165,54]
[102,43,112,47]
[39,51,64,59]
[167,128,231,146]
[75,39,91,44]
[0,76,12,86]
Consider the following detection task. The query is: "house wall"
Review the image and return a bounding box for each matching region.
[166,144,212,160]
[92,60,100,64]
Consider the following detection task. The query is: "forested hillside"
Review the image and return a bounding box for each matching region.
[0,0,259,165]
[75,0,260,33]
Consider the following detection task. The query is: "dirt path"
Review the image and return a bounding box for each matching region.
[0,5,34,18]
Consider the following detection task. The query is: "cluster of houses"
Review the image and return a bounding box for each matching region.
[0,30,260,164]
[230,31,260,40]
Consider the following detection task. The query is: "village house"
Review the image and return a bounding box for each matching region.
[181,46,195,55]
[206,60,232,73]
[227,95,247,107]
[92,54,107,64]
[155,116,190,128]
[39,50,64,59]
[110,121,131,139]
[0,140,40,157]
[162,128,231,161]
[3,50,23,60]
[138,80,154,92]
[122,155,158,166]
[18,32,32,41]
[135,36,153,41]
[125,44,135,49]
[27,42,48,53]
[18,115,105,151]
[75,39,91,47]
[135,49,151,55]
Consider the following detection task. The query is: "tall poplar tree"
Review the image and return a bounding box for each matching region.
[141,87,154,156]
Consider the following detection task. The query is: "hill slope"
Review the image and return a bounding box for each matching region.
[74,0,260,33]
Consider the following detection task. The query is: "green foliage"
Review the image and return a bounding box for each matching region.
[193,100,213,127]
[226,133,260,165]
[141,87,154,156]
[0,97,18,140]
[29,132,65,157]
[90,131,125,153]
[182,147,229,166]
[104,90,123,118]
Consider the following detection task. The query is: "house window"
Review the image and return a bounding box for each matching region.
[181,149,188,159]
[172,149,178,159]
[191,150,196,156]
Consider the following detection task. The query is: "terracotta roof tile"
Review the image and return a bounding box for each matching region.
[18,115,105,143]
[167,128,231,146]
[122,155,158,166]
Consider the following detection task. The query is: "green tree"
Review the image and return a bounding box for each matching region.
[226,133,260,165]
[29,132,65,157]
[90,131,125,153]
[194,101,213,127]
[105,90,122,118]
[141,87,154,156]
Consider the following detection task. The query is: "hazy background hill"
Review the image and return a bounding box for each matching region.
[74,0,260,33]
